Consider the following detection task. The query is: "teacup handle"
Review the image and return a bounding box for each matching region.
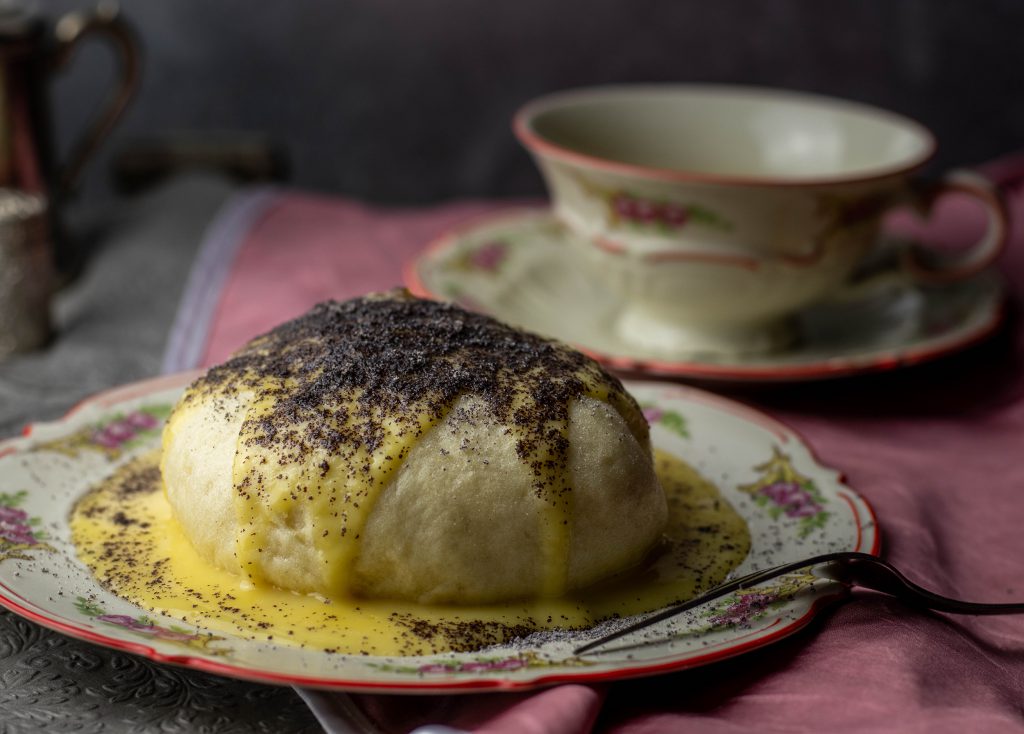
[830,169,1009,304]
[899,169,1009,283]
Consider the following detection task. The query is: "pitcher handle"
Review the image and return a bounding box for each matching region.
[51,1,141,194]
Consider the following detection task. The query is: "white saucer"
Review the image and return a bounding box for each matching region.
[406,209,1006,382]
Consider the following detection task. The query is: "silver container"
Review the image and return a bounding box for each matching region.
[0,190,51,357]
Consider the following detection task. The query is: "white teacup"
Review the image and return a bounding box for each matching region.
[515,85,1008,356]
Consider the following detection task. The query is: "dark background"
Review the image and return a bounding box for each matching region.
[43,0,1024,204]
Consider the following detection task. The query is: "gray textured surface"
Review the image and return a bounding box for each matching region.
[0,175,322,733]
[39,0,1024,204]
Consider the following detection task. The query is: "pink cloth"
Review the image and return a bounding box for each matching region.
[200,198,527,367]
[193,170,1024,733]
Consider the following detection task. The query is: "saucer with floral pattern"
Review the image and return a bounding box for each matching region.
[406,209,1005,382]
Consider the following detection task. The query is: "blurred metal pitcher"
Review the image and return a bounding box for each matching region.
[0,1,139,354]
[2,0,140,264]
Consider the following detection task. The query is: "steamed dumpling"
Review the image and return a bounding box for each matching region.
[160,291,666,604]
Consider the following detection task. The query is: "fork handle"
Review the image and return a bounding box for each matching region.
[574,551,1024,656]
[823,555,1024,615]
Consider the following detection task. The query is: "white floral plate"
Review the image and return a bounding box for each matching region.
[405,209,1006,382]
[0,372,878,692]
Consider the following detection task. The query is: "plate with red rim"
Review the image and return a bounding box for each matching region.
[0,371,877,692]
[405,208,1006,382]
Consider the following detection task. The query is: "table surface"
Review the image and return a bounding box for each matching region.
[0,175,322,733]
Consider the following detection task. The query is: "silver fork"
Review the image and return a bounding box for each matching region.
[574,551,1024,655]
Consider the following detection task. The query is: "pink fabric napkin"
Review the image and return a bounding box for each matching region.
[199,198,527,367]
[294,684,606,734]
[168,160,1024,733]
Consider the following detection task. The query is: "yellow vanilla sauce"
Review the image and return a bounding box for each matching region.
[220,366,634,600]
[70,447,750,656]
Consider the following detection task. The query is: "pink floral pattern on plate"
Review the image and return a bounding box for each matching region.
[703,574,818,630]
[75,597,231,657]
[369,650,592,676]
[642,404,689,438]
[644,572,822,643]
[34,404,172,460]
[0,490,52,562]
[739,448,830,536]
